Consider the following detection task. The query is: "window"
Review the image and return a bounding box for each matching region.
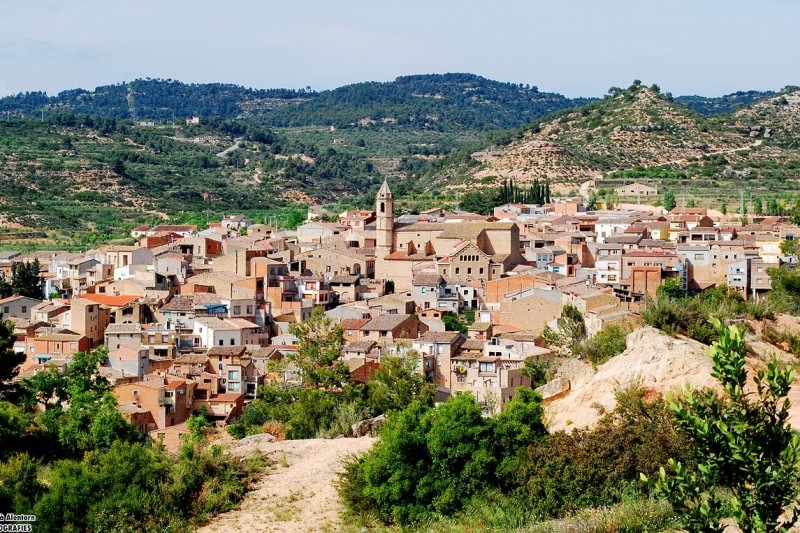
[479,362,495,373]
[467,267,472,275]
[230,338,235,345]
[2,307,7,314]
[228,370,239,381]
[479,267,484,275]
[694,254,704,260]
[21,306,26,313]
[233,306,241,314]
[455,267,460,275]
[229,382,240,392]
[219,339,224,346]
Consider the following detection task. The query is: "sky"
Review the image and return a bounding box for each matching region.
[1,0,799,99]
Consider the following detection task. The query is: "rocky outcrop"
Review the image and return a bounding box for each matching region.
[544,327,718,431]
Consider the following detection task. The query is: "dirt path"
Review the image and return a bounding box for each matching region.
[217,137,244,157]
[197,437,376,533]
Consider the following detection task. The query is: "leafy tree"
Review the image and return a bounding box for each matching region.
[663,191,677,212]
[186,405,213,442]
[0,453,45,514]
[520,358,552,388]
[493,388,547,484]
[286,387,337,439]
[649,320,800,532]
[367,356,434,415]
[754,197,764,216]
[0,259,42,299]
[0,316,24,399]
[656,277,686,299]
[587,189,598,210]
[442,314,467,334]
[288,307,348,388]
[780,239,800,262]
[540,304,586,356]
[720,201,727,215]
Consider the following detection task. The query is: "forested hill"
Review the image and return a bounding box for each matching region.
[261,73,595,129]
[0,79,313,121]
[674,90,779,115]
[0,74,593,131]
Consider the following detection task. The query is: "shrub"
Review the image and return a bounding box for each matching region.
[650,320,800,532]
[340,392,548,525]
[581,323,629,365]
[521,383,695,519]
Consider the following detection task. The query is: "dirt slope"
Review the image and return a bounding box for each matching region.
[545,325,800,433]
[545,327,720,431]
[197,437,375,533]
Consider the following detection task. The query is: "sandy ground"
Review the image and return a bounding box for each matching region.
[197,437,375,533]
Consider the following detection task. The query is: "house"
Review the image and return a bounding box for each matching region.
[359,314,426,344]
[0,295,42,319]
[615,182,657,197]
[221,215,253,231]
[193,316,265,348]
[29,330,91,364]
[411,331,464,386]
[114,375,196,430]
[205,345,259,398]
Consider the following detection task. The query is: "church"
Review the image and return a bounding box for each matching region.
[374,180,527,291]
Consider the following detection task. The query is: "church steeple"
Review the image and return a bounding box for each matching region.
[376,179,394,255]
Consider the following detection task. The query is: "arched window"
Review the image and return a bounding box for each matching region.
[380,202,385,213]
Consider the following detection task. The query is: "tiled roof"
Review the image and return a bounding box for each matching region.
[78,294,139,307]
[344,340,377,352]
[207,345,247,357]
[341,318,370,330]
[105,323,142,334]
[161,295,194,311]
[416,331,462,344]
[360,314,412,331]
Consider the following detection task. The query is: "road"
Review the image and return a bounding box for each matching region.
[216,137,244,158]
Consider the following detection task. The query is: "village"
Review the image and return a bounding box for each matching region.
[4,179,795,451]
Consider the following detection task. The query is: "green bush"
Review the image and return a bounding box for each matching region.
[521,383,695,519]
[340,391,547,525]
[581,323,629,365]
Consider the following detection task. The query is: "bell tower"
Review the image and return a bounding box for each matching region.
[376,179,394,256]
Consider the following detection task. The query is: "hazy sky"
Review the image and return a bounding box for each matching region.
[1,0,798,98]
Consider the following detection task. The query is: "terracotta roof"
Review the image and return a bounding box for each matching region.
[77,294,139,307]
[207,393,244,402]
[223,318,260,329]
[35,332,85,341]
[341,318,370,330]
